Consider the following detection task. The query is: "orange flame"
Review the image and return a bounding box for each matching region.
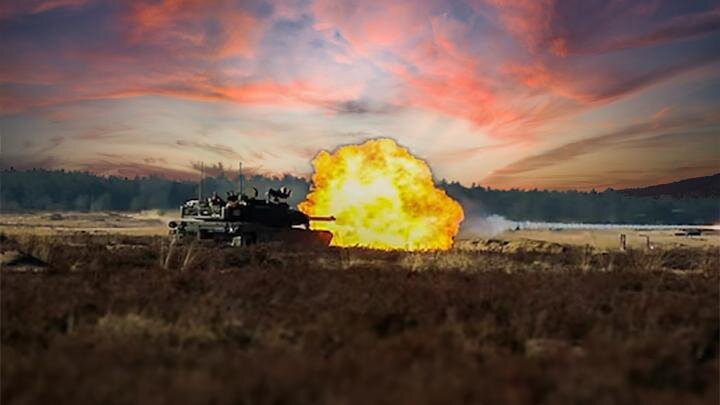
[299,138,464,251]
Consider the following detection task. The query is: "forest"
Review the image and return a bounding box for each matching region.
[1,169,718,224]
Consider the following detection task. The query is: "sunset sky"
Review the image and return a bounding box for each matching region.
[1,0,719,190]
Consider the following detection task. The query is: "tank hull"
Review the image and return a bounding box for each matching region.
[169,219,332,247]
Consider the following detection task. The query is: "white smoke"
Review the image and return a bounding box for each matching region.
[454,197,718,240]
[459,214,517,238]
[454,196,518,238]
[458,214,718,238]
[454,196,511,237]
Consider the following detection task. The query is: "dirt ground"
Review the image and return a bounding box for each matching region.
[1,212,718,404]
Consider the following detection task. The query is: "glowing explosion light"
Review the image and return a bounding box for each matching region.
[299,138,464,251]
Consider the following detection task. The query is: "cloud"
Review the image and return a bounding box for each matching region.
[483,112,720,188]
[651,106,672,121]
[0,0,90,19]
[307,0,720,141]
[1,150,195,179]
[431,142,520,163]
[311,0,431,53]
[1,154,62,171]
[175,140,240,159]
[0,1,290,113]
[330,99,397,115]
[488,114,713,176]
[507,51,720,105]
[189,161,264,178]
[588,7,720,54]
[124,0,263,59]
[1,0,719,189]
[581,52,720,103]
[75,124,133,140]
[143,157,167,164]
[3,0,714,133]
[309,6,536,136]
[75,160,197,179]
[482,1,720,57]
[27,136,66,154]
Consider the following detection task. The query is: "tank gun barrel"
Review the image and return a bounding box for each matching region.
[308,216,336,222]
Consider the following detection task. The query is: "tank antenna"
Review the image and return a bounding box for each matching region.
[239,161,244,197]
[198,161,203,202]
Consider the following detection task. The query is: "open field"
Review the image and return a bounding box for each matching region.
[504,227,720,250]
[0,212,170,236]
[1,212,719,404]
[1,211,718,249]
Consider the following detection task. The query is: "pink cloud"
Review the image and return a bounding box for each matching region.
[312,0,431,53]
[481,0,558,54]
[125,0,262,59]
[310,2,538,138]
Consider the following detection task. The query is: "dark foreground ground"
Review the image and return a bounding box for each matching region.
[2,234,719,404]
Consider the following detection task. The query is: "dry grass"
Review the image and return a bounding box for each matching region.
[2,233,718,405]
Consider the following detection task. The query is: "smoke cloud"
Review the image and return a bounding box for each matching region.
[459,214,517,238]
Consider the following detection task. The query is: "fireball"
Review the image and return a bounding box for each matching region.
[299,138,464,251]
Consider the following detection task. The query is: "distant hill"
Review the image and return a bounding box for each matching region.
[619,173,720,198]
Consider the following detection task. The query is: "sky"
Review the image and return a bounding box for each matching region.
[1,0,719,190]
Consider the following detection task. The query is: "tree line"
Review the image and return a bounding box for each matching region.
[0,169,308,212]
[1,169,718,224]
[441,181,719,225]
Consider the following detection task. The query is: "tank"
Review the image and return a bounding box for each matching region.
[168,188,334,247]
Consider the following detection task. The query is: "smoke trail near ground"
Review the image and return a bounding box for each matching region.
[459,214,517,238]
[458,213,719,238]
[454,198,718,239]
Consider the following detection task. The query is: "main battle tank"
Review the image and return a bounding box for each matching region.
[168,187,334,247]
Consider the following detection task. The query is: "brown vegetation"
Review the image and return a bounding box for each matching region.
[2,234,718,404]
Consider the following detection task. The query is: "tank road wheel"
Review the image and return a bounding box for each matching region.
[244,233,257,246]
[230,233,257,247]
